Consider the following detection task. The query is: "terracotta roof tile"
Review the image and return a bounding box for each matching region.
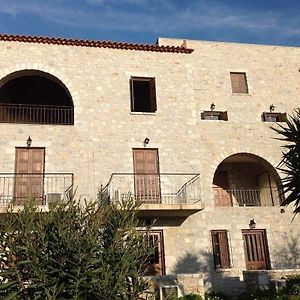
[0,34,194,54]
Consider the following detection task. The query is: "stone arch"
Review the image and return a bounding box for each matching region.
[0,69,74,125]
[212,152,282,207]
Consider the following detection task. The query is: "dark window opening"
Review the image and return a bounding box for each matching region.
[211,230,231,269]
[140,230,165,276]
[201,111,228,121]
[0,70,74,125]
[262,112,286,123]
[230,72,248,94]
[130,77,156,113]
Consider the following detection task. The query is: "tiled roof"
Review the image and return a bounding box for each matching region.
[0,34,194,54]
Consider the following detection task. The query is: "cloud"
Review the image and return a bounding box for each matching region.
[0,0,299,45]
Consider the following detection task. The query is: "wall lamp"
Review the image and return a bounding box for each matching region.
[26,136,32,147]
[269,104,275,112]
[210,103,216,111]
[249,219,256,230]
[143,137,150,147]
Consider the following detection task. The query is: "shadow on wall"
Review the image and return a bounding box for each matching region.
[273,230,300,269]
[173,251,244,297]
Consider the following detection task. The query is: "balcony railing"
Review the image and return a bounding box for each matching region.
[102,173,202,205]
[0,103,74,125]
[214,188,280,206]
[0,173,74,207]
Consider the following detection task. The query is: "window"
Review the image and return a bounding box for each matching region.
[211,230,231,269]
[230,72,248,94]
[130,76,156,113]
[201,111,228,121]
[140,230,165,276]
[262,112,286,122]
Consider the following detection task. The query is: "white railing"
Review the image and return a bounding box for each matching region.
[0,173,74,206]
[102,173,202,205]
[214,188,281,206]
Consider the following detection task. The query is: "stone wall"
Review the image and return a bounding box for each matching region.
[0,37,299,296]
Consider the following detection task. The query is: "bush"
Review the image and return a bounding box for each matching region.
[179,294,203,300]
[0,197,154,299]
[286,275,300,296]
[205,291,229,300]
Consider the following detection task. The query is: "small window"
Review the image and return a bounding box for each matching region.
[262,112,286,122]
[211,230,231,269]
[230,72,248,94]
[201,111,228,121]
[130,77,156,113]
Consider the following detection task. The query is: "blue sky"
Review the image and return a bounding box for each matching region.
[0,0,300,46]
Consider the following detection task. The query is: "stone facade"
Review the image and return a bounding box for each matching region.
[0,35,299,298]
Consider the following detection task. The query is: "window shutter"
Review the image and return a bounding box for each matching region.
[130,77,135,111]
[150,78,157,112]
[279,113,287,122]
[220,111,228,121]
[230,72,248,93]
[211,230,231,269]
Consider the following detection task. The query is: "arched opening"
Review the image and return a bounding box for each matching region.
[213,153,282,207]
[0,70,74,125]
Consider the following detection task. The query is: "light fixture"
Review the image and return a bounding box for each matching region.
[26,136,32,147]
[269,104,275,112]
[249,219,256,229]
[143,137,150,147]
[210,103,216,111]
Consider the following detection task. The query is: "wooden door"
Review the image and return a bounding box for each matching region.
[257,172,272,206]
[242,229,270,270]
[133,149,160,203]
[213,171,232,206]
[145,231,165,276]
[14,148,45,204]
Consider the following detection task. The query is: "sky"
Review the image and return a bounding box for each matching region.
[0,0,300,47]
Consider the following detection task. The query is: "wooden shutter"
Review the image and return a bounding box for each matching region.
[242,229,270,270]
[130,77,135,111]
[14,148,45,204]
[213,171,232,206]
[149,77,157,112]
[220,111,228,121]
[133,149,160,203]
[230,72,248,93]
[211,230,231,269]
[141,230,165,276]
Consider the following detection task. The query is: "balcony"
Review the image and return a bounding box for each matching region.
[102,173,203,217]
[0,173,74,212]
[214,188,280,207]
[0,103,74,125]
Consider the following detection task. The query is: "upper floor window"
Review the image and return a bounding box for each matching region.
[230,72,248,94]
[0,70,74,125]
[201,111,228,121]
[262,112,286,122]
[130,76,156,113]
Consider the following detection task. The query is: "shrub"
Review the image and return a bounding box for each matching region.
[179,294,203,300]
[286,275,300,296]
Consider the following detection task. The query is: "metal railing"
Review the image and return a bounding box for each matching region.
[0,103,74,125]
[0,173,74,206]
[214,188,280,206]
[102,173,202,205]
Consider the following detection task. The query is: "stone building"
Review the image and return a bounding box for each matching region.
[0,34,299,298]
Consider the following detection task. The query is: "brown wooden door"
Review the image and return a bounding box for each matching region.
[14,148,45,204]
[213,171,232,206]
[242,229,270,270]
[133,149,160,203]
[145,231,165,276]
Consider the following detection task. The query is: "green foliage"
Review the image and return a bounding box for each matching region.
[178,294,203,300]
[286,275,300,296]
[272,109,300,215]
[0,197,153,299]
[205,291,228,300]
[239,288,287,300]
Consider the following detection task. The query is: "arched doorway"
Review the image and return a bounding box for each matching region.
[213,153,282,207]
[0,70,74,125]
